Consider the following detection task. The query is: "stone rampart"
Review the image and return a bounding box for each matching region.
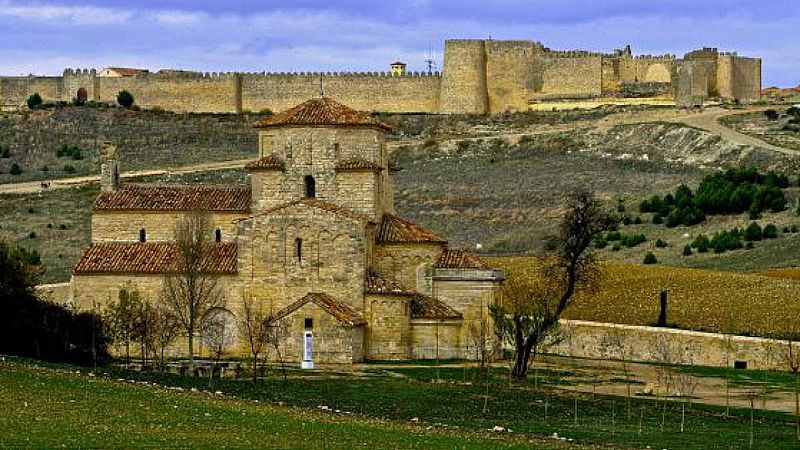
[548,320,793,371]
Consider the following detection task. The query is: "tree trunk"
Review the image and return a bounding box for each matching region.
[188,329,195,370]
[252,353,258,385]
[511,343,532,379]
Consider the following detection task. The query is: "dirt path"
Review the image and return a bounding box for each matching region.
[0,158,251,194]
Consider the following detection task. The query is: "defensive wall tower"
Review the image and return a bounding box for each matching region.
[440,39,489,114]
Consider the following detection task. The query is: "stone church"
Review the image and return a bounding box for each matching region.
[69,97,504,364]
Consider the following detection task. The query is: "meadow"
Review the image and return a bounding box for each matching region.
[3,357,798,450]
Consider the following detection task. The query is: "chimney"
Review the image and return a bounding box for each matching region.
[100,142,120,192]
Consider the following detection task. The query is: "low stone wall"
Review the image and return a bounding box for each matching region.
[547,320,793,371]
[35,283,71,304]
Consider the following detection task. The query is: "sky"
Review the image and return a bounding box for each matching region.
[0,0,797,87]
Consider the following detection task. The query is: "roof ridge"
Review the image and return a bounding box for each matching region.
[269,292,366,326]
[252,97,393,132]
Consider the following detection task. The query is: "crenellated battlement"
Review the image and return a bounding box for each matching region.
[2,38,760,114]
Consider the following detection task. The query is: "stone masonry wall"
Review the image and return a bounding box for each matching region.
[96,74,238,113]
[548,320,793,371]
[91,211,246,243]
[270,302,364,364]
[371,243,444,292]
[232,204,369,316]
[241,73,440,114]
[0,77,63,106]
[254,127,389,222]
[484,40,540,113]
[410,319,462,359]
[539,54,602,97]
[440,39,489,114]
[364,293,411,360]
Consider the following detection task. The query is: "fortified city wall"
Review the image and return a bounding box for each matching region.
[0,39,762,114]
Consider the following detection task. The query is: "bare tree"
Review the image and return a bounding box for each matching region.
[492,191,613,379]
[264,321,288,382]
[240,293,269,385]
[601,326,634,419]
[105,282,142,364]
[779,332,800,441]
[150,303,180,371]
[162,211,225,369]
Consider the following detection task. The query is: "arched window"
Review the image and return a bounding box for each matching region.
[304,175,316,198]
[139,228,146,242]
[295,238,303,262]
[214,229,222,243]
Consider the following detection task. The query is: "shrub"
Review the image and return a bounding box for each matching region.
[622,216,632,226]
[655,238,668,248]
[633,216,642,225]
[606,231,622,241]
[46,223,52,229]
[682,245,692,256]
[616,199,626,213]
[792,225,799,233]
[643,252,658,265]
[59,224,67,230]
[56,144,83,160]
[26,93,43,109]
[744,222,762,241]
[692,235,711,253]
[117,90,135,108]
[763,224,778,239]
[620,233,646,248]
[612,243,621,252]
[652,214,663,225]
[0,147,10,158]
[27,207,34,214]
[764,109,779,121]
[9,163,22,175]
[28,231,36,239]
[63,164,76,174]
[710,229,743,253]
[41,165,48,172]
[746,241,755,249]
[594,236,608,249]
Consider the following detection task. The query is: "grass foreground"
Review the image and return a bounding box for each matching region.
[0,358,570,449]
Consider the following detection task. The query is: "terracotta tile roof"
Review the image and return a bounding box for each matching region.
[410,294,463,320]
[376,214,446,244]
[73,242,237,275]
[365,269,415,296]
[269,292,366,326]
[249,198,371,223]
[245,154,286,171]
[94,185,251,212]
[435,248,490,270]
[335,157,384,173]
[253,97,393,133]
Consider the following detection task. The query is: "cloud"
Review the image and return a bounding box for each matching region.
[0,1,132,25]
[0,1,797,86]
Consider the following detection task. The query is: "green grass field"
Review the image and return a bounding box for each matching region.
[86,361,800,450]
[0,359,559,449]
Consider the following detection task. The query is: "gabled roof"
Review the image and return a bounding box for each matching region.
[365,269,415,296]
[410,294,463,320]
[245,154,286,171]
[269,293,366,326]
[248,198,371,223]
[73,242,237,275]
[376,214,446,244]
[94,185,251,212]
[253,97,393,133]
[435,248,489,270]
[335,157,384,173]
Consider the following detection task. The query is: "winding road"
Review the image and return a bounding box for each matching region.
[0,106,794,195]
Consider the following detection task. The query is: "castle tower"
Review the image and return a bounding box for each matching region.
[440,40,489,114]
[390,61,407,76]
[99,142,120,192]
